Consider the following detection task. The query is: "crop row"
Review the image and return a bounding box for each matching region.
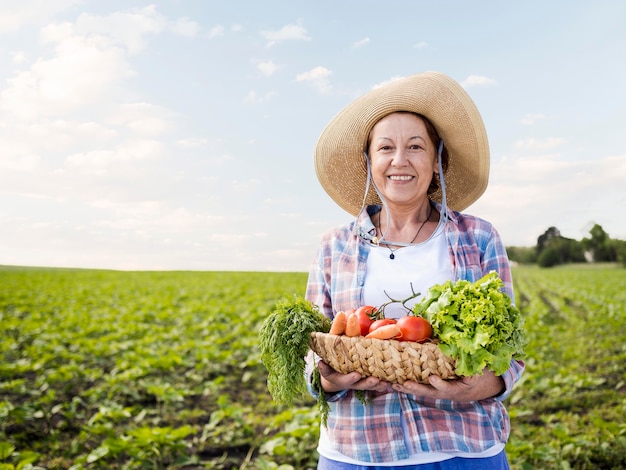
[0,268,314,469]
[0,265,625,469]
[508,265,626,469]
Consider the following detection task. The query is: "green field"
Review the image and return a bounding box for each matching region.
[1,265,625,469]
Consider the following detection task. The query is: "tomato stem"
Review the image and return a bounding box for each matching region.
[378,283,422,317]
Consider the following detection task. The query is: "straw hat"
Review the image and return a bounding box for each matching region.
[314,71,490,215]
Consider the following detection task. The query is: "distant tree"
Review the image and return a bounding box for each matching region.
[615,239,626,267]
[536,227,585,267]
[581,223,616,262]
[537,226,562,255]
[537,246,560,267]
[506,246,537,264]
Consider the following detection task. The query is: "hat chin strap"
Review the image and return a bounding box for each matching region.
[353,153,377,242]
[436,139,449,223]
[355,139,448,246]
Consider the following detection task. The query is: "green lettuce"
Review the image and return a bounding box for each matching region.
[413,271,526,377]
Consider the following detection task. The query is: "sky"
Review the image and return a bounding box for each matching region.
[1,1,625,272]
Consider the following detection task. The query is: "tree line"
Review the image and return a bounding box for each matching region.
[506,223,626,268]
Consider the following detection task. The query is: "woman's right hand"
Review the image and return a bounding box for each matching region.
[317,360,393,394]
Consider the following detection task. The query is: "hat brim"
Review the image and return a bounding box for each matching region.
[314,71,490,215]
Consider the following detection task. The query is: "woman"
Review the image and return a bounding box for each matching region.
[305,72,525,469]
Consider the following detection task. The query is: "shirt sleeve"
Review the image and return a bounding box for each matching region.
[496,358,525,401]
[304,349,349,401]
[304,236,342,400]
[479,221,526,396]
[305,233,334,317]
[481,224,515,302]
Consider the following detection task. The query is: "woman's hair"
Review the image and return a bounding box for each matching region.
[367,111,449,195]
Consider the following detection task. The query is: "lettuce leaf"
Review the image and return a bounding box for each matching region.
[413,271,526,377]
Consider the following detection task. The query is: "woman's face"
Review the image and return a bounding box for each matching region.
[368,112,438,207]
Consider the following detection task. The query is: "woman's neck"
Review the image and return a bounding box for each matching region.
[373,202,438,256]
[378,200,433,232]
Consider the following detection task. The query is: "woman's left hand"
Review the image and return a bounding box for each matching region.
[392,368,505,401]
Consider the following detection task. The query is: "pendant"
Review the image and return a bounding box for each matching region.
[389,253,395,260]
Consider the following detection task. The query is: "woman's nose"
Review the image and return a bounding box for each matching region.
[391,149,409,165]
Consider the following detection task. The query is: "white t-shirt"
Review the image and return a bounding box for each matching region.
[363,224,453,318]
[317,225,505,465]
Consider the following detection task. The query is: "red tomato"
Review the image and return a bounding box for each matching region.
[397,316,432,343]
[368,318,397,333]
[355,305,378,336]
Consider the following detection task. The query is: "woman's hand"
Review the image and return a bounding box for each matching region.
[392,368,505,402]
[317,361,393,394]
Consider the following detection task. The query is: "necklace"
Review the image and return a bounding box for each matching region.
[377,204,433,260]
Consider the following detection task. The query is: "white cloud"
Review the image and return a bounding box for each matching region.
[296,66,332,94]
[261,21,311,47]
[461,74,498,87]
[90,198,164,217]
[35,5,202,53]
[177,138,208,148]
[372,75,405,89]
[244,90,277,104]
[372,75,404,90]
[0,119,117,171]
[232,178,262,193]
[65,139,163,176]
[11,51,28,64]
[0,4,317,272]
[1,31,133,119]
[170,17,200,37]
[257,60,279,77]
[498,153,570,181]
[514,137,566,151]
[109,103,175,136]
[207,154,234,167]
[39,21,74,42]
[0,153,42,171]
[351,37,370,48]
[1,1,623,273]
[520,113,548,126]
[71,6,167,55]
[0,0,82,33]
[208,25,225,38]
[470,151,626,245]
[264,197,293,206]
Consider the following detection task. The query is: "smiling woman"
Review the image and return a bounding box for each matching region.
[305,71,524,469]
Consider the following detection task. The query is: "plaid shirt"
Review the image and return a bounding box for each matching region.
[305,204,525,463]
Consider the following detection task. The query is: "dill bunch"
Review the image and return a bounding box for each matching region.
[258,295,331,406]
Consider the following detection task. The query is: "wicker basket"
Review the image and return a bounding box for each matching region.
[310,332,457,384]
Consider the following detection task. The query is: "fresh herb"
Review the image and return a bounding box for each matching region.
[413,271,526,377]
[258,295,331,407]
[311,366,331,426]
